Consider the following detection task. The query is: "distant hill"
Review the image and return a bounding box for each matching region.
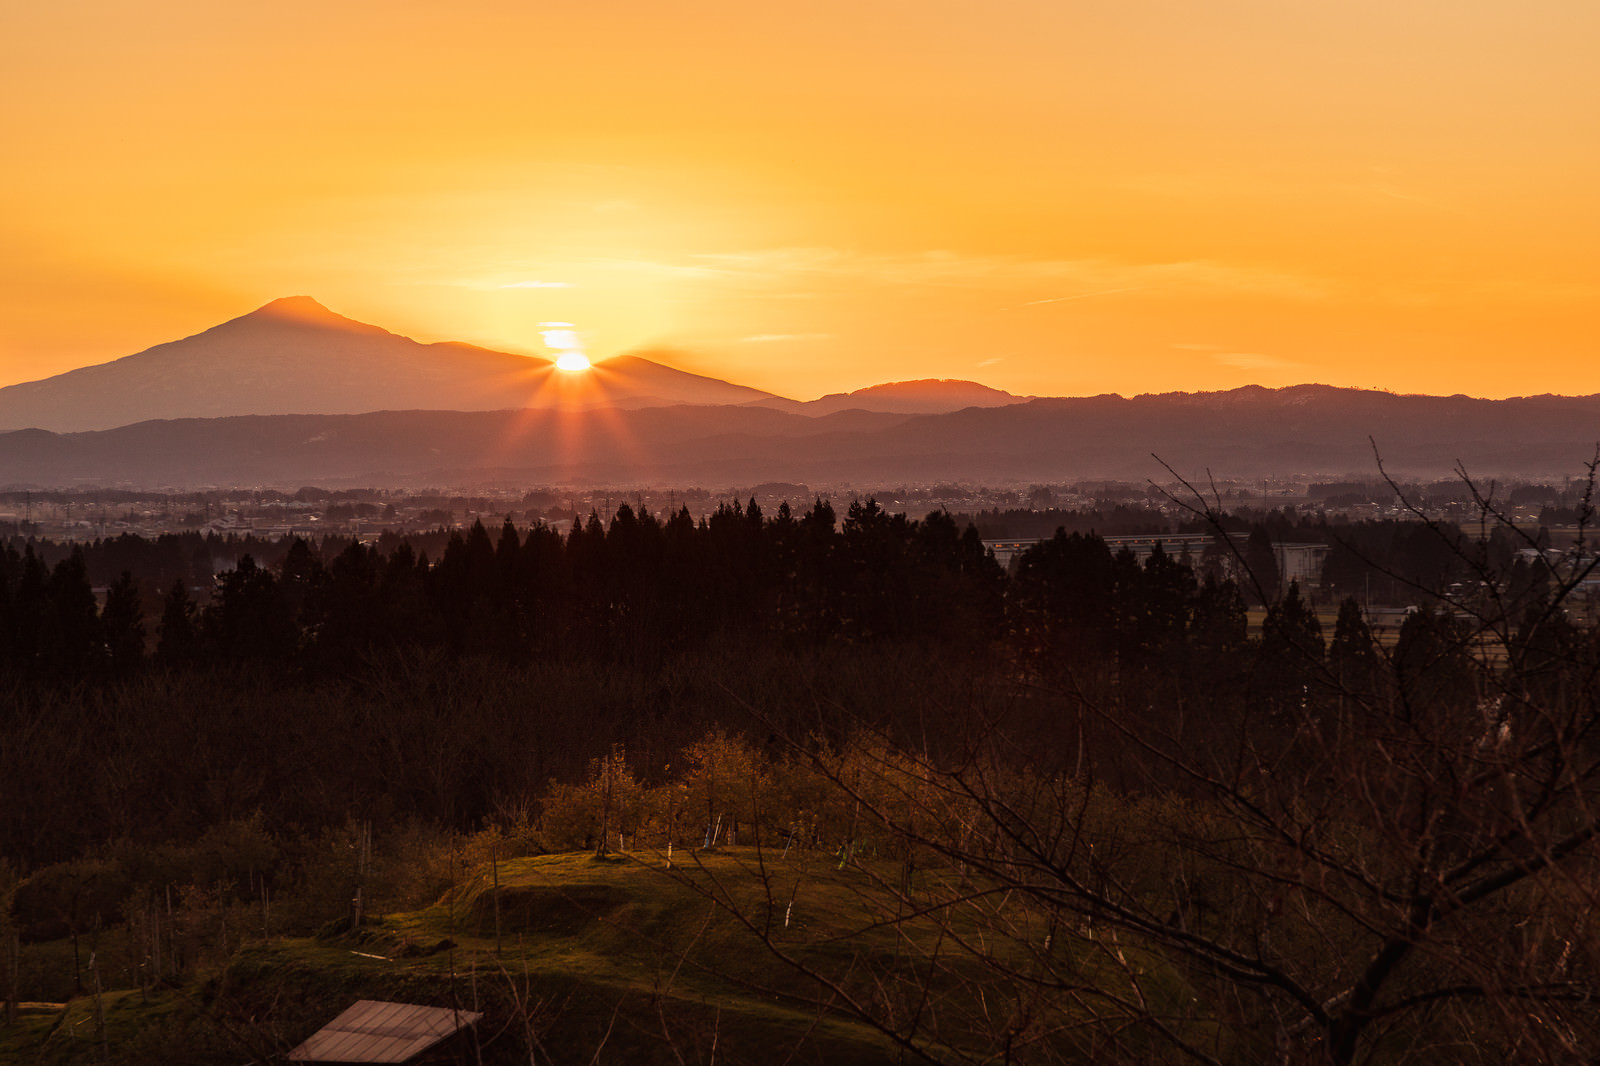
[586,352,779,409]
[2,385,1596,488]
[754,379,1025,416]
[0,298,782,432]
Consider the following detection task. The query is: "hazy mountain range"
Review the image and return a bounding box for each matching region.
[0,297,787,431]
[0,297,1021,432]
[0,298,1596,488]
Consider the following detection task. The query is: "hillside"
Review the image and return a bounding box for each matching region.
[1,384,1596,488]
[753,377,1025,416]
[0,849,1065,1065]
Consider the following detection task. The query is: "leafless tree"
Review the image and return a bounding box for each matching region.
[672,453,1600,1065]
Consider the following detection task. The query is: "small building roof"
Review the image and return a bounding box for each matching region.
[288,1000,483,1063]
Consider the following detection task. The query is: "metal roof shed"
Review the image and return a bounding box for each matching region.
[288,1000,484,1063]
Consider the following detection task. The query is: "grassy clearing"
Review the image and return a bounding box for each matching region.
[1,850,904,1064]
[2,846,1211,1063]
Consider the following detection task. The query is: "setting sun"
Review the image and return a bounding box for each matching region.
[542,322,591,373]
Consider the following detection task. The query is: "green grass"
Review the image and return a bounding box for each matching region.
[2,846,1211,1064]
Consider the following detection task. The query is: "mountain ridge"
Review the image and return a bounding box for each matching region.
[0,298,789,432]
[0,299,1027,432]
[752,378,1026,416]
[2,299,1596,487]
[3,387,1595,489]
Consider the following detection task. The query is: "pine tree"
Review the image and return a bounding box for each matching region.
[1257,580,1325,714]
[1243,524,1281,604]
[1328,595,1378,698]
[101,570,146,677]
[156,579,199,667]
[42,549,101,678]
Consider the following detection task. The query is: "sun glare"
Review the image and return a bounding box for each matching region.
[542,321,591,373]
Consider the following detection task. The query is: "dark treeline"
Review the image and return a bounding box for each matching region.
[2,495,1569,873]
[164,498,1005,670]
[3,501,1546,621]
[963,503,1176,539]
[0,499,1006,865]
[9,528,462,590]
[5,500,1550,698]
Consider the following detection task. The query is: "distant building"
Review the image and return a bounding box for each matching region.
[1273,542,1331,589]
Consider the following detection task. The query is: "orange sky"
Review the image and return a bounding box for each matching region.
[3,1,1597,401]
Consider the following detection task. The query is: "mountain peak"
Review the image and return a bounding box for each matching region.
[773,377,1022,416]
[850,378,1017,400]
[255,295,336,318]
[229,296,391,337]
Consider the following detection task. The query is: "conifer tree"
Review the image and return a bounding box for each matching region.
[156,578,199,667]
[101,570,146,677]
[1327,594,1378,697]
[42,549,101,678]
[1242,523,1280,604]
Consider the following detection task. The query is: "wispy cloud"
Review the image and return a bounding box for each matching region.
[1212,351,1303,373]
[442,248,1335,305]
[1174,343,1303,375]
[584,257,741,281]
[438,277,575,290]
[1022,286,1144,305]
[668,247,1332,301]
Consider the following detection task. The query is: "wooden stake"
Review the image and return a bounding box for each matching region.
[166,884,176,976]
[491,846,502,959]
[92,953,108,1065]
[6,931,18,1026]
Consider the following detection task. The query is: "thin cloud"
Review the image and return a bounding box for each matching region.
[1213,351,1303,373]
[670,248,1331,301]
[1179,343,1304,375]
[1023,286,1143,305]
[587,257,740,280]
[439,278,574,290]
[451,248,1335,305]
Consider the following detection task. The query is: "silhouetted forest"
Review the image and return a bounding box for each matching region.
[4,492,1598,1063]
[0,499,1573,869]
